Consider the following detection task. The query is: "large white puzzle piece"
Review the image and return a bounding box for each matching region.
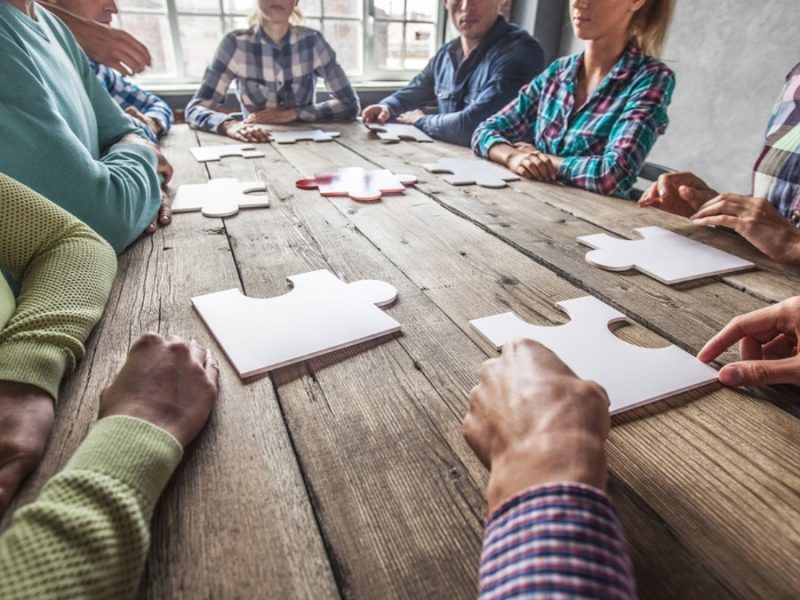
[190,144,265,162]
[470,296,718,414]
[578,226,754,284]
[192,270,402,378]
[423,157,520,188]
[296,167,417,202]
[173,178,269,218]
[366,123,433,143]
[267,129,341,144]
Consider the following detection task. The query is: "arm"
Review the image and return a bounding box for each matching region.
[379,59,438,120]
[296,34,360,122]
[185,35,238,133]
[558,65,675,198]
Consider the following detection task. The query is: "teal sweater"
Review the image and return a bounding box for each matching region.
[0,1,161,253]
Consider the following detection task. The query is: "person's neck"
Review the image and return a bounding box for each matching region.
[8,0,37,18]
[261,18,290,42]
[582,34,629,79]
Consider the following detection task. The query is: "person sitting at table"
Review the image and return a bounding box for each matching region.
[0,0,173,251]
[360,0,544,148]
[43,0,174,143]
[639,62,800,265]
[0,331,220,598]
[463,338,637,599]
[185,0,360,144]
[472,0,676,199]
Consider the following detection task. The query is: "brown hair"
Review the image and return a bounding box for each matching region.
[628,0,675,58]
[248,4,304,28]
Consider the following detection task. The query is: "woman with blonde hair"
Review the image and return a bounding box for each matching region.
[186,0,360,142]
[473,0,676,198]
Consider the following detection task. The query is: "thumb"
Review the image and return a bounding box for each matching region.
[718,357,800,387]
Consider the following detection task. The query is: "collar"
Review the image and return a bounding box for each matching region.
[558,40,644,84]
[257,24,293,47]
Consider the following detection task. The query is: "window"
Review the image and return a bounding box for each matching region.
[115,0,447,85]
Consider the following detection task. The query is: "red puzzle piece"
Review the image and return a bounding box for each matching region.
[296,167,417,202]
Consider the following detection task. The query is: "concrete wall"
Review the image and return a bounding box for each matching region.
[557,0,798,193]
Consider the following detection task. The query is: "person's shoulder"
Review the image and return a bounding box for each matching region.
[500,22,541,49]
[634,54,675,87]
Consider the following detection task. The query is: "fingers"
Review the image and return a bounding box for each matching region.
[159,191,172,226]
[698,305,784,362]
[637,181,660,207]
[204,348,221,386]
[718,356,800,387]
[115,30,151,73]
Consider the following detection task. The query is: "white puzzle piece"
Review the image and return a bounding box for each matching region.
[192,269,402,378]
[190,144,265,163]
[366,123,433,143]
[296,167,417,202]
[578,226,754,284]
[470,296,718,414]
[423,157,520,188]
[172,178,269,218]
[267,129,341,144]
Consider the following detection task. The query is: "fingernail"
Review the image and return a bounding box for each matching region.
[721,366,742,386]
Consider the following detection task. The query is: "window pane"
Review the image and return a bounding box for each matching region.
[224,15,250,31]
[374,20,403,70]
[118,0,166,11]
[406,0,435,21]
[223,0,253,15]
[404,22,434,70]
[176,0,218,13]
[301,0,321,17]
[305,17,322,30]
[325,0,359,18]
[323,19,362,75]
[179,15,223,79]
[374,0,403,19]
[120,13,176,76]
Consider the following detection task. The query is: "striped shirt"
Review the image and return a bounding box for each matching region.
[186,25,360,133]
[753,62,800,227]
[91,61,173,144]
[480,483,636,600]
[473,42,675,198]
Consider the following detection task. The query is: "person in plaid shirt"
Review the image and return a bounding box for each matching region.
[186,0,359,143]
[473,0,676,199]
[640,62,800,265]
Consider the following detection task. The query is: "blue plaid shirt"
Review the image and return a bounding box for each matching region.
[186,26,360,132]
[91,61,173,144]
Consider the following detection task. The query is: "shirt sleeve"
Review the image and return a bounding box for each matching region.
[379,58,437,119]
[0,175,117,400]
[296,33,360,122]
[557,65,675,198]
[0,416,183,600]
[185,34,239,133]
[416,42,545,147]
[479,483,637,600]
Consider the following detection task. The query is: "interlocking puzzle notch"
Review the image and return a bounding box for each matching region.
[267,129,342,144]
[365,123,434,143]
[578,226,754,284]
[190,144,265,162]
[172,178,269,218]
[470,295,718,414]
[192,269,402,378]
[423,157,521,188]
[296,167,417,202]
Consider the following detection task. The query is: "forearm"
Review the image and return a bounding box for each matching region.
[297,94,359,122]
[186,97,232,133]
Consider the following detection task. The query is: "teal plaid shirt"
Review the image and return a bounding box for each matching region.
[473,42,675,198]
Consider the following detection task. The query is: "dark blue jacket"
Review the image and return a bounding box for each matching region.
[380,17,545,147]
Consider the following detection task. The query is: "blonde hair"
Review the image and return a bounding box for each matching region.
[248,4,303,28]
[628,0,675,58]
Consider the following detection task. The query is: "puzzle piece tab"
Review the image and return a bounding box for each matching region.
[190,144,265,163]
[470,296,718,414]
[193,270,402,377]
[366,123,433,143]
[296,167,417,202]
[578,226,754,284]
[423,157,520,188]
[267,129,341,144]
[172,178,269,218]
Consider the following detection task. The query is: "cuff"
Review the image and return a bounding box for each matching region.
[475,134,508,158]
[65,415,183,508]
[487,481,616,525]
[296,104,317,122]
[108,140,158,169]
[0,339,69,401]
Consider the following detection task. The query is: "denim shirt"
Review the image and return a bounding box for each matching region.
[380,17,544,147]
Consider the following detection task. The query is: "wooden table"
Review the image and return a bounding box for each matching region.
[6,123,800,599]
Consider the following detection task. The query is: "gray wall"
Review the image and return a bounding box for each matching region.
[556,0,798,193]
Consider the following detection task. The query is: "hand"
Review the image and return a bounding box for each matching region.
[244,108,298,125]
[462,339,610,514]
[361,104,391,125]
[698,297,800,387]
[638,171,717,218]
[99,333,220,447]
[125,107,163,138]
[144,188,172,235]
[690,194,800,264]
[396,109,425,125]
[506,148,557,181]
[117,134,173,185]
[219,121,271,143]
[0,382,55,515]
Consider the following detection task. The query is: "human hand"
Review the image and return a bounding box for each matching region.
[244,107,298,125]
[99,333,219,447]
[506,148,557,181]
[638,171,717,218]
[698,296,800,387]
[690,194,800,264]
[125,107,163,138]
[118,134,173,185]
[219,121,271,143]
[462,339,610,514]
[143,188,172,235]
[0,381,54,515]
[396,109,425,125]
[61,12,151,76]
[361,104,391,125]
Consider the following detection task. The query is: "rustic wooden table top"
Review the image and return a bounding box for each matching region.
[6,123,800,599]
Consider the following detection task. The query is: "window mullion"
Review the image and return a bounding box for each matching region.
[164,0,186,81]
